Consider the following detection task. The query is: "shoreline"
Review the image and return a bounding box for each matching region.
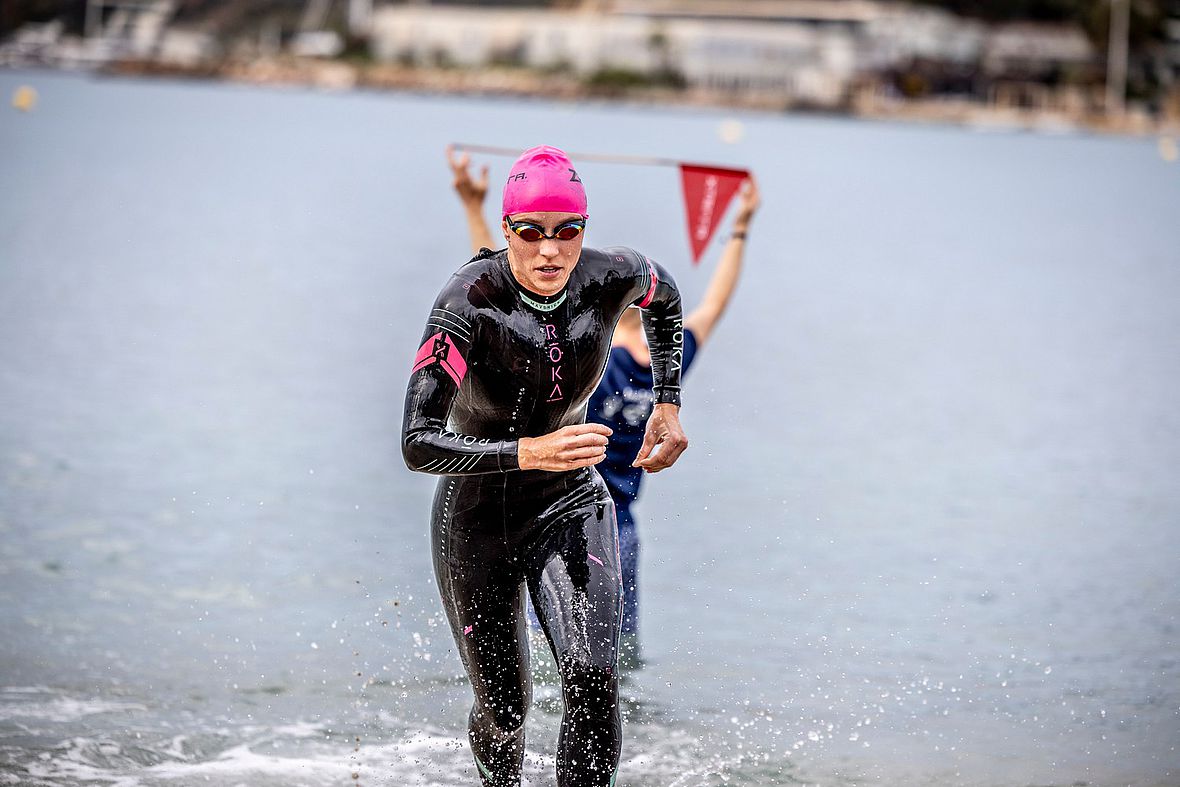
[22,56,1180,138]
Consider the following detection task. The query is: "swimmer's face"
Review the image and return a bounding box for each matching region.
[503,212,585,297]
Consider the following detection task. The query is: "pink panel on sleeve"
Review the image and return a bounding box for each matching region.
[637,257,659,308]
[441,335,468,386]
[411,332,443,374]
[411,331,468,388]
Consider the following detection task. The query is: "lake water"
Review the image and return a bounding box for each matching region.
[1,70,1178,787]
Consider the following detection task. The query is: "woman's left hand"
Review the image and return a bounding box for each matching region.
[632,403,689,473]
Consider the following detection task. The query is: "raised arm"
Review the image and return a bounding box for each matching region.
[684,175,760,345]
[402,286,518,475]
[446,145,497,255]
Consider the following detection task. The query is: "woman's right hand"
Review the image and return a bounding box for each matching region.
[518,423,613,471]
[446,145,488,209]
[733,174,761,231]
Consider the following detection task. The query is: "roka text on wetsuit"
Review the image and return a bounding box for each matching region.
[402,245,683,787]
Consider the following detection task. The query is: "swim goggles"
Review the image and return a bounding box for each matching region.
[505,216,587,242]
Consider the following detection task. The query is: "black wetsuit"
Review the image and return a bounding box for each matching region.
[402,246,683,787]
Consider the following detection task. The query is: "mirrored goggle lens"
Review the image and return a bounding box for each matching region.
[513,225,545,241]
[553,223,585,240]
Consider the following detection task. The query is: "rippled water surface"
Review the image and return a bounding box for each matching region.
[1,70,1179,786]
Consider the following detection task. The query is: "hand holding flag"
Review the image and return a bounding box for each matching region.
[678,164,750,264]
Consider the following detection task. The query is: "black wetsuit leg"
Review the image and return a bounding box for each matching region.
[431,478,532,786]
[432,469,623,787]
[526,480,623,787]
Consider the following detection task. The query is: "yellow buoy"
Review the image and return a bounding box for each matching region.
[1160,135,1178,163]
[12,85,38,112]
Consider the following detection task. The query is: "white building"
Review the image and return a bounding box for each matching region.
[369,3,860,105]
[860,6,986,70]
[368,1,1097,107]
[983,22,1094,76]
[670,19,855,103]
[371,7,655,73]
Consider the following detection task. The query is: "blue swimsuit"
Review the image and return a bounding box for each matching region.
[587,330,698,636]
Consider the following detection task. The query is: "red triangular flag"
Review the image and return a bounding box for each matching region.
[679,164,748,264]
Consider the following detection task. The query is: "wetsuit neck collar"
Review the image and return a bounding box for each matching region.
[517,286,567,313]
[503,258,569,313]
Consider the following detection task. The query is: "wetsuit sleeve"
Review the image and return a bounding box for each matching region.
[401,283,520,475]
[622,250,685,407]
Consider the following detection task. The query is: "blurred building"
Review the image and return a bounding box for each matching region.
[7,0,1174,121]
[370,0,880,106]
[0,0,218,68]
[368,0,1103,109]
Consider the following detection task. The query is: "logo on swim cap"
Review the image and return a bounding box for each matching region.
[502,145,588,217]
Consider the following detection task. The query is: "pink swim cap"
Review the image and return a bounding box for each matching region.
[502,145,588,217]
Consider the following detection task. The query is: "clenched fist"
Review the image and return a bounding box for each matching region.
[518,423,613,472]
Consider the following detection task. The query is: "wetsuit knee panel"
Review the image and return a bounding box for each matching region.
[558,658,619,709]
[472,699,529,737]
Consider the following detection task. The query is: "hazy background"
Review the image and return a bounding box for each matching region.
[1,68,1179,786]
